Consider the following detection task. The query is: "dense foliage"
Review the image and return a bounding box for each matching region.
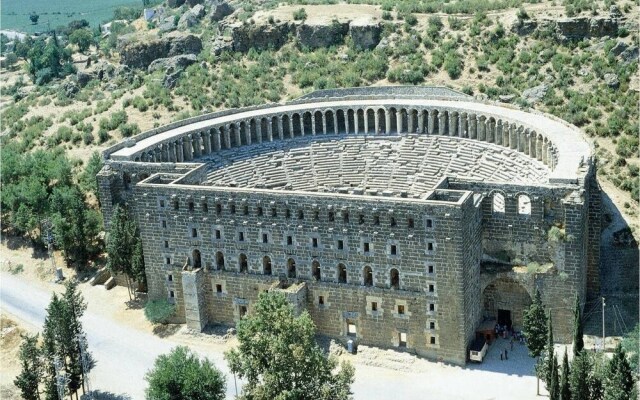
[145,346,226,400]
[225,292,355,400]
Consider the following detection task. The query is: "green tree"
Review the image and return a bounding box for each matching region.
[68,28,94,53]
[30,13,39,25]
[523,289,548,395]
[131,237,147,290]
[145,346,226,400]
[41,294,67,400]
[225,292,355,400]
[106,204,139,299]
[573,294,584,357]
[543,312,555,388]
[560,349,571,400]
[78,151,103,194]
[14,333,42,400]
[50,185,89,265]
[550,354,560,400]
[603,344,636,400]
[570,351,591,400]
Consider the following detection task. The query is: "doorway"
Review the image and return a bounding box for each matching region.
[498,309,512,329]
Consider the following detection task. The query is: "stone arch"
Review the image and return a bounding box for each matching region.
[336,109,347,134]
[249,119,259,143]
[398,108,408,133]
[239,121,248,145]
[287,258,297,278]
[482,277,532,329]
[408,109,418,133]
[419,109,428,133]
[312,260,321,281]
[517,193,532,215]
[229,124,239,147]
[374,108,387,133]
[356,109,365,133]
[239,253,248,273]
[192,249,202,269]
[363,265,373,286]
[303,112,313,135]
[215,251,225,271]
[325,110,335,134]
[386,107,396,133]
[314,110,324,134]
[292,113,302,137]
[390,268,399,289]
[271,116,279,139]
[337,263,347,283]
[260,118,270,142]
[263,256,272,275]
[282,114,291,139]
[347,109,356,133]
[366,109,375,134]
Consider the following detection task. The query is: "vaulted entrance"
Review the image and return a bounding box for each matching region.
[482,278,532,330]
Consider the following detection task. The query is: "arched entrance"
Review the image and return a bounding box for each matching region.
[482,277,532,330]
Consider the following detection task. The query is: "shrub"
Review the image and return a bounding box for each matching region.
[144,299,176,324]
[98,129,110,143]
[293,8,307,21]
[444,52,463,79]
[402,13,418,26]
[382,11,393,20]
[82,131,94,145]
[120,123,140,137]
[548,226,567,242]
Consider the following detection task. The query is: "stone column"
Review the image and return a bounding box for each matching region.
[181,268,208,332]
[418,110,425,133]
[542,139,549,165]
[469,114,477,139]
[518,127,526,153]
[321,113,327,135]
[176,139,184,162]
[276,118,283,140]
[168,142,177,162]
[363,111,369,134]
[333,112,339,135]
[459,113,467,137]
[495,120,503,146]
[183,135,193,160]
[154,146,162,162]
[449,111,458,136]
[192,133,201,158]
[477,115,486,141]
[427,110,436,134]
[374,110,380,134]
[203,131,211,154]
[399,110,406,133]
[246,123,252,145]
[311,115,317,135]
[503,123,510,147]
[161,144,168,162]
[529,132,536,159]
[256,121,263,144]
[232,123,241,145]
[267,120,273,141]
[344,111,350,134]
[510,124,518,150]
[536,135,543,161]
[222,125,231,149]
[438,111,447,135]
[289,116,295,138]
[486,119,495,143]
[213,129,221,151]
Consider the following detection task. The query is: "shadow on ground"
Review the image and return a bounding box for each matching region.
[466,335,536,377]
[81,391,132,400]
[152,323,181,338]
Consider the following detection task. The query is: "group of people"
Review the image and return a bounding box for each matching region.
[494,323,527,361]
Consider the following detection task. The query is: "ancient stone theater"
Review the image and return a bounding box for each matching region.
[98,87,600,365]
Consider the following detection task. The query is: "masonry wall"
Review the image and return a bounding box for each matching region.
[132,182,476,365]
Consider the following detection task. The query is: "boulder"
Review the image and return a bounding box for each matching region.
[296,21,349,49]
[211,38,233,55]
[498,94,516,103]
[230,22,292,52]
[117,34,202,69]
[610,41,628,56]
[619,46,638,64]
[163,70,183,89]
[148,54,197,73]
[609,4,622,19]
[167,34,202,56]
[349,20,381,50]
[510,19,537,36]
[178,4,205,28]
[555,16,618,41]
[604,73,619,88]
[521,84,549,104]
[158,16,176,33]
[62,80,79,97]
[76,71,95,87]
[209,1,234,22]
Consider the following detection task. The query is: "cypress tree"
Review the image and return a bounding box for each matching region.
[544,312,555,388]
[106,204,137,299]
[42,294,66,400]
[570,351,591,400]
[572,294,584,357]
[560,349,571,400]
[550,354,560,400]
[61,280,92,395]
[14,333,42,400]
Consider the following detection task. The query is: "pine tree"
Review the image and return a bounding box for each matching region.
[523,289,548,395]
[543,312,556,388]
[14,333,42,400]
[560,349,571,400]
[573,294,584,357]
[550,354,560,400]
[570,351,591,400]
[604,344,637,400]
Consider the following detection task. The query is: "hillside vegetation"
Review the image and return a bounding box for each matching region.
[0,0,638,261]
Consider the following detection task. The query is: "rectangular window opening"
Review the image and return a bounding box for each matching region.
[167,274,173,282]
[164,240,169,248]
[397,305,405,315]
[429,284,435,293]
[429,303,435,312]
[371,301,378,311]
[239,232,245,242]
[430,336,436,345]
[399,332,407,347]
[188,202,194,211]
[162,220,167,228]
[426,218,433,228]
[287,236,293,246]
[337,240,344,250]
[428,265,434,274]
[427,242,434,251]
[166,257,171,265]
[408,218,414,229]
[216,284,222,293]
[429,321,436,330]
[191,228,198,238]
[363,242,370,253]
[347,320,357,337]
[169,290,175,298]
[215,229,221,240]
[390,245,397,255]
[318,295,325,305]
[262,233,269,244]
[312,238,318,248]
[159,199,165,208]
[257,206,264,216]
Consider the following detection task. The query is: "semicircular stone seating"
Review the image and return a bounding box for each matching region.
[116,102,577,184]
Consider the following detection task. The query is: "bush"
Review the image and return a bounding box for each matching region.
[82,131,94,145]
[293,8,307,21]
[120,123,140,137]
[98,129,110,143]
[382,11,393,20]
[548,226,567,242]
[145,299,176,324]
[444,53,463,79]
